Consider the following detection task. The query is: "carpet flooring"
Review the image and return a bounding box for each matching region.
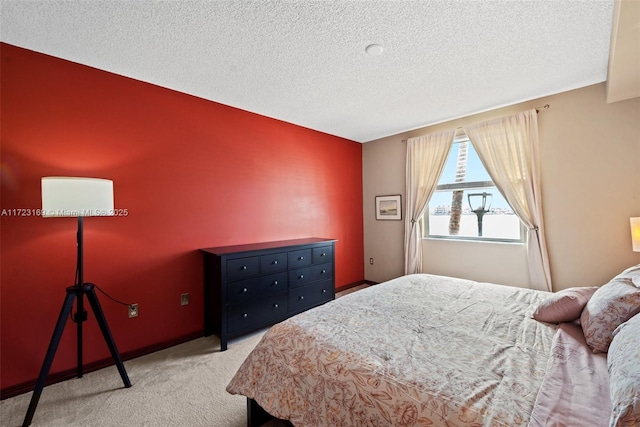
[0,285,368,427]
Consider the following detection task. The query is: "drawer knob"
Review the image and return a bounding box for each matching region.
[322,289,327,293]
[274,303,279,308]
[299,296,304,300]
[299,256,304,260]
[242,288,248,293]
[242,313,248,318]
[273,260,278,265]
[321,253,326,257]
[299,275,304,279]
[273,280,278,285]
[321,269,326,274]
[242,266,247,270]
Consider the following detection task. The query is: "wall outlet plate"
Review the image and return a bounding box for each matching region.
[181,293,189,306]
[128,303,139,318]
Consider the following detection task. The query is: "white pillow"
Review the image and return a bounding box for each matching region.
[607,313,640,426]
[615,264,640,287]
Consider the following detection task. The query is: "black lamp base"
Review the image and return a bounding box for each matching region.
[22,283,131,427]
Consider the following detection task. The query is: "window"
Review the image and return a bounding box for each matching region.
[423,137,524,242]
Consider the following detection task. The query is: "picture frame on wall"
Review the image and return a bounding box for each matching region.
[375,195,402,220]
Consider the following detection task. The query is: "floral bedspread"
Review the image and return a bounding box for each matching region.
[227,274,557,426]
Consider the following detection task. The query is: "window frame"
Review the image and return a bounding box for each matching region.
[423,138,525,244]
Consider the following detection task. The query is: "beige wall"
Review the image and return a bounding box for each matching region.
[363,83,640,290]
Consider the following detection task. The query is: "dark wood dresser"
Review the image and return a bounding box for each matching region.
[201,238,336,350]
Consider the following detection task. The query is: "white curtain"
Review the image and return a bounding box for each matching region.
[404,129,456,275]
[464,109,552,291]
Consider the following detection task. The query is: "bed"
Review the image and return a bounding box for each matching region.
[227,268,640,427]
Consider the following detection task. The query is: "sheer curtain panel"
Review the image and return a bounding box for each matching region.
[404,129,456,275]
[464,109,552,291]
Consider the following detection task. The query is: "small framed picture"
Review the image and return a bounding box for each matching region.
[375,195,402,220]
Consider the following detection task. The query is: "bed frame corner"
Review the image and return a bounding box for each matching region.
[247,398,273,427]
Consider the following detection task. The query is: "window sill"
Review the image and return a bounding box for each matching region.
[423,236,524,245]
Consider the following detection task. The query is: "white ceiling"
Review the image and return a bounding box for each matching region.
[0,1,616,143]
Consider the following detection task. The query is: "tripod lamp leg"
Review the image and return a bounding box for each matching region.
[22,289,77,427]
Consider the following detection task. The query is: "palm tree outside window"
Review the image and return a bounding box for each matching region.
[423,136,525,242]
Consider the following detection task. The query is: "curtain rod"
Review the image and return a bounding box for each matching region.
[401,104,550,143]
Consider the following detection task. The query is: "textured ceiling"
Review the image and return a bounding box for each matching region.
[0,1,615,142]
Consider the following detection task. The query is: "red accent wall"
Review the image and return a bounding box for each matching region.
[0,43,364,390]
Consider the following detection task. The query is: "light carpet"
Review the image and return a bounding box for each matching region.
[0,285,368,427]
[0,331,266,427]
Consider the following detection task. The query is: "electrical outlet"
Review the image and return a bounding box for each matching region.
[181,293,189,306]
[128,303,139,318]
[369,258,374,265]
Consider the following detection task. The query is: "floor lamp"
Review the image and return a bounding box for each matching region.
[23,177,132,427]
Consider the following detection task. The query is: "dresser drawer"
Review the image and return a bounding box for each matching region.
[289,263,333,288]
[228,272,288,304]
[260,252,287,273]
[312,246,333,264]
[227,257,259,281]
[228,294,288,334]
[288,249,312,269]
[202,238,336,351]
[289,280,333,313]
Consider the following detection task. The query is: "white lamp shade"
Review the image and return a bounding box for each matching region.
[42,177,114,217]
[631,217,640,252]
